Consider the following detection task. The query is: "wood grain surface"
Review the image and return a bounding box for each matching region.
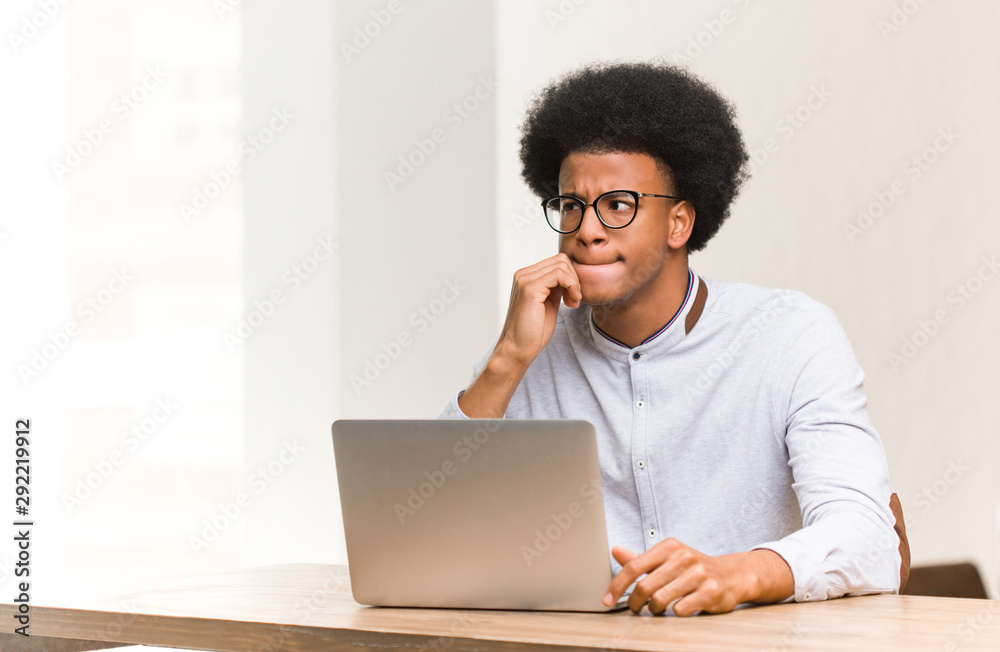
[2,563,999,651]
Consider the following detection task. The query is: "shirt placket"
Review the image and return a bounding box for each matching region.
[629,349,659,549]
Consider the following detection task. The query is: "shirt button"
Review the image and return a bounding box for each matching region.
[648,528,657,538]
[636,460,646,470]
[804,592,811,600]
[632,351,641,360]
[636,399,645,409]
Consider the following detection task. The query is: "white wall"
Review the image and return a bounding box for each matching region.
[333,1,498,422]
[241,0,498,567]
[241,0,340,567]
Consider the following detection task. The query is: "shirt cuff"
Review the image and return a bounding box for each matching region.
[752,541,818,602]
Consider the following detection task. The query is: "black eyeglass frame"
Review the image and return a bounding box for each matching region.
[541,190,684,234]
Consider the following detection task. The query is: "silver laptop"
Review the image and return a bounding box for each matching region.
[331,419,629,611]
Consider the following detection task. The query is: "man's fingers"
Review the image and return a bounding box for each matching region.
[605,545,672,608]
[668,580,736,617]
[628,554,699,614]
[603,547,639,606]
[517,265,582,306]
[611,545,637,564]
[512,253,577,287]
[644,569,705,616]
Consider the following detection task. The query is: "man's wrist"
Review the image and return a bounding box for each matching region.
[738,549,795,605]
[489,340,533,376]
[456,346,531,419]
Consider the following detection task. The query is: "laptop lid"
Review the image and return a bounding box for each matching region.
[332,419,625,611]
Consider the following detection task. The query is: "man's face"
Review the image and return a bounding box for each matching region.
[557,150,685,307]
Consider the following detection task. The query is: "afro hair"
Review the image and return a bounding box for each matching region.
[519,61,749,252]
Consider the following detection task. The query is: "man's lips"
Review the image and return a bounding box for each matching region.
[571,256,623,266]
[571,257,625,286]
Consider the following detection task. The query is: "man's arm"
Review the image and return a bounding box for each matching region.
[752,303,900,601]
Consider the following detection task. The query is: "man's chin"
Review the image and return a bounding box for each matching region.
[580,288,628,308]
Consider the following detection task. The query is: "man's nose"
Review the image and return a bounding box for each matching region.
[575,203,607,241]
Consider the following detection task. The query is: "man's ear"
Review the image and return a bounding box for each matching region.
[666,201,695,250]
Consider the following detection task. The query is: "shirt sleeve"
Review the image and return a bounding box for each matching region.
[752,304,901,602]
[436,338,500,420]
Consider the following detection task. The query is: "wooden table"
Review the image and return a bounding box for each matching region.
[1,563,999,651]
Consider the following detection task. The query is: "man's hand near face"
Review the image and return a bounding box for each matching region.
[457,253,582,419]
[603,539,795,616]
[495,252,583,367]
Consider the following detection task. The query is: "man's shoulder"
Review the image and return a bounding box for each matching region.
[700,277,845,346]
[703,277,832,320]
[700,278,855,375]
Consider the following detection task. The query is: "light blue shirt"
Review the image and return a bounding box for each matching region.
[437,270,901,602]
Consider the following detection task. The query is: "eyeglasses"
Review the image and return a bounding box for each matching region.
[542,190,683,234]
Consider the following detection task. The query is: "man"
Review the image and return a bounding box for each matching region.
[437,61,908,616]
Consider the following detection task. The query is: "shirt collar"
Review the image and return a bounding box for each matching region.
[586,269,703,363]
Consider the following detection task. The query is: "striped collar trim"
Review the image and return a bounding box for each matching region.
[591,269,695,349]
